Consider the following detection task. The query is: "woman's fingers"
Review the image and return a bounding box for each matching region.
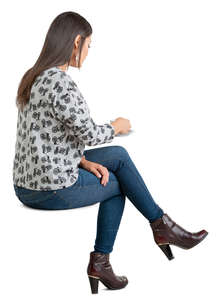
[90,163,109,186]
[91,168,102,179]
[97,165,109,186]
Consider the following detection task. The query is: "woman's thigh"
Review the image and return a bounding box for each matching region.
[13,168,122,210]
[83,145,129,168]
[55,167,122,209]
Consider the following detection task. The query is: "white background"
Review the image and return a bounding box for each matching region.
[1,0,217,298]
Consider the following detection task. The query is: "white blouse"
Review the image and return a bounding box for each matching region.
[12,66,115,190]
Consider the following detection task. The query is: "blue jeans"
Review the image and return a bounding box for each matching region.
[13,146,164,254]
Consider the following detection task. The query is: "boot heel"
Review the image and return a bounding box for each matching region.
[88,275,100,294]
[158,244,174,260]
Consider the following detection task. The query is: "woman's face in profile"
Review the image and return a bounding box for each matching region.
[81,34,92,63]
[71,34,92,67]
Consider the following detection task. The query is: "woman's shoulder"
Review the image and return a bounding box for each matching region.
[34,66,73,84]
[32,66,78,93]
[31,66,85,107]
[48,67,79,90]
[42,66,68,82]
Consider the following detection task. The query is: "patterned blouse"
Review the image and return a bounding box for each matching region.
[12,66,115,191]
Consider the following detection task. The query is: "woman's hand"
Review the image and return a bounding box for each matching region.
[79,156,109,186]
[111,117,131,135]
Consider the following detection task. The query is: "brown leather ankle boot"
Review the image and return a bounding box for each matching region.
[87,251,128,294]
[150,213,208,260]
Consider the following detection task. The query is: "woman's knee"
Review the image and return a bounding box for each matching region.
[111,145,130,160]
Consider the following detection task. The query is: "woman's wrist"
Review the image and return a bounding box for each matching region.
[79,155,86,167]
[110,121,120,135]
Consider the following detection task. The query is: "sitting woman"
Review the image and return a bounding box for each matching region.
[12,11,208,295]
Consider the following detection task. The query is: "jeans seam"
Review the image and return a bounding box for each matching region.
[56,180,119,202]
[90,156,129,164]
[18,192,54,204]
[120,159,163,218]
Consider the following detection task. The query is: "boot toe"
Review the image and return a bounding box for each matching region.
[199,229,208,239]
[190,229,208,248]
[196,229,208,238]
[118,275,128,284]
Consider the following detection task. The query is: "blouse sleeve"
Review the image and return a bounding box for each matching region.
[50,73,116,146]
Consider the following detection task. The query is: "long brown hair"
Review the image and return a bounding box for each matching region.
[16,11,92,111]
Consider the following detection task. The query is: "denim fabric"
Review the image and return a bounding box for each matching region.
[13,145,164,253]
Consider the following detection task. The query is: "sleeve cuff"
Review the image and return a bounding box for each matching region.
[107,122,116,140]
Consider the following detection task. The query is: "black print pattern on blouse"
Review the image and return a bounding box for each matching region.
[13,66,115,191]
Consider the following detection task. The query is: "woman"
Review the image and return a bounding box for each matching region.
[13,11,208,294]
